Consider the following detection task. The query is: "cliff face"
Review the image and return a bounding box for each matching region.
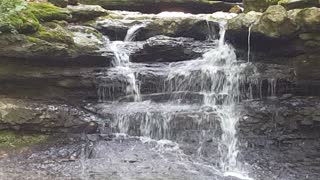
[0,1,319,179]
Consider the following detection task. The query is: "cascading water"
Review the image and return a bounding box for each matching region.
[124,23,146,42]
[247,24,253,62]
[99,24,146,102]
[97,13,255,180]
[165,21,250,176]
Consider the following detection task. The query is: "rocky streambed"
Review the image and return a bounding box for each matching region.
[0,0,320,180]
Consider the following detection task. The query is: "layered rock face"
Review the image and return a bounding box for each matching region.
[226,5,320,96]
[0,1,319,179]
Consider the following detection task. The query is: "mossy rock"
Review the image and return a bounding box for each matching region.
[227,11,262,31]
[295,7,320,32]
[28,2,70,22]
[31,23,75,45]
[252,5,298,38]
[0,9,40,34]
[0,2,70,34]
[0,130,48,149]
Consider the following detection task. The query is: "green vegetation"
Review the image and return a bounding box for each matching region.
[34,24,74,44]
[0,0,69,34]
[0,0,39,34]
[27,2,70,22]
[0,130,48,148]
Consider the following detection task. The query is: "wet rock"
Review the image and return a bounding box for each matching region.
[78,0,237,14]
[0,23,110,62]
[67,4,108,22]
[239,96,320,180]
[0,98,98,133]
[0,57,106,102]
[131,36,216,63]
[135,19,220,41]
[88,18,136,41]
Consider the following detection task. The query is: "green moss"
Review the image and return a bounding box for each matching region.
[28,24,74,45]
[0,9,40,34]
[0,131,48,148]
[0,2,70,34]
[27,2,70,22]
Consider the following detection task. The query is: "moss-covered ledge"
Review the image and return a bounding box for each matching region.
[78,0,238,13]
[0,130,48,149]
[0,2,110,61]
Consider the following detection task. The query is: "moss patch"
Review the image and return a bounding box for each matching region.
[0,131,48,149]
[28,23,74,45]
[0,2,70,34]
[0,9,40,34]
[27,2,70,22]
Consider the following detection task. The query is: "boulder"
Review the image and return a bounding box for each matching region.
[78,0,237,14]
[295,7,320,32]
[227,11,262,31]
[67,4,108,22]
[252,5,298,38]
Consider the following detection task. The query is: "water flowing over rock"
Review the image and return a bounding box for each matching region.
[0,1,320,180]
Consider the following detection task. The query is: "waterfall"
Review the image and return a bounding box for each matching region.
[124,23,146,42]
[247,24,253,63]
[165,21,250,176]
[98,14,254,180]
[99,25,144,102]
